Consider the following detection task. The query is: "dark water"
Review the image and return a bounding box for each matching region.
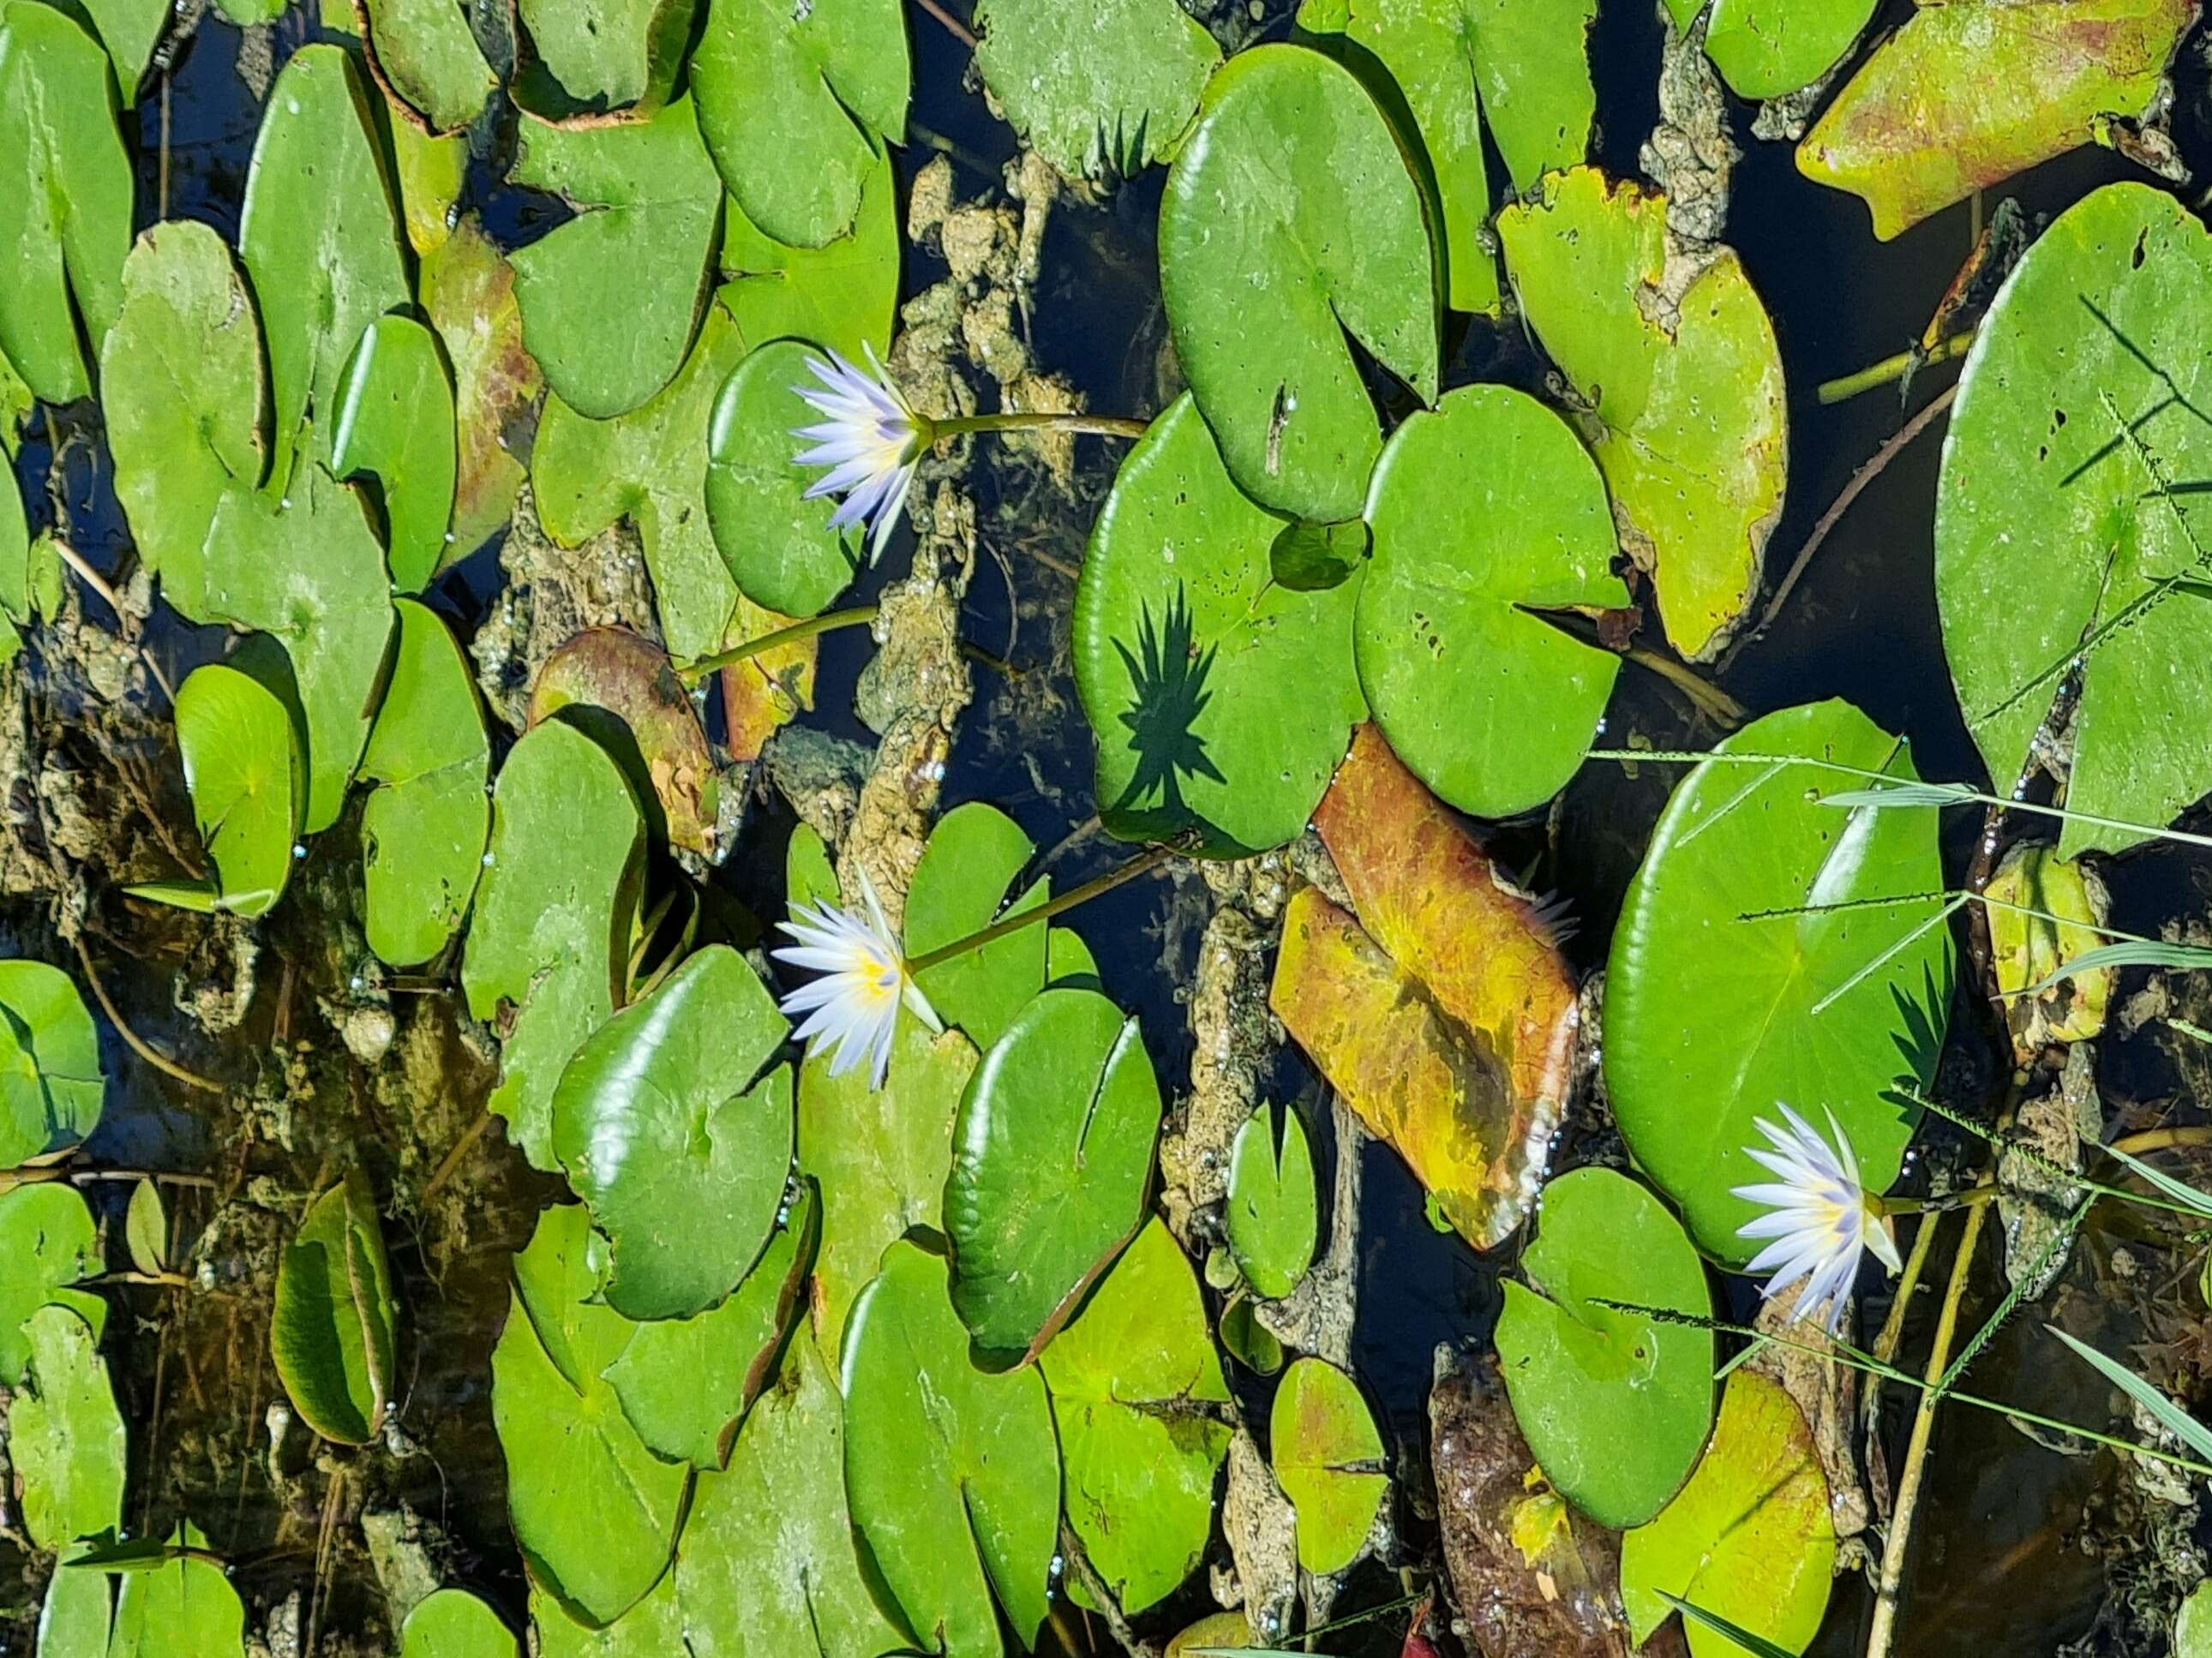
[11,0,2212,1650]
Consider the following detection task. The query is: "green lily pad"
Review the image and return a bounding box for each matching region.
[531,1575,687,1658]
[1936,185,2212,859]
[79,0,165,103]
[492,1205,686,1629]
[1226,1102,1317,1301]
[212,0,285,21]
[720,147,900,360]
[1496,165,1786,663]
[135,662,302,919]
[1494,1166,1713,1529]
[1797,0,2195,241]
[905,802,1047,1051]
[510,95,722,421]
[841,1240,1061,1658]
[99,224,266,624]
[797,1008,976,1347]
[1219,1297,1283,1375]
[1604,700,1951,1260]
[1304,0,1594,278]
[399,1589,519,1658]
[0,508,60,661]
[361,0,495,134]
[1040,1217,1231,1613]
[676,1328,916,1658]
[693,0,908,249]
[2180,1583,2212,1658]
[0,344,27,454]
[1622,1371,1837,1658]
[1270,1356,1387,1576]
[271,1169,398,1446]
[423,218,543,559]
[34,1555,111,1658]
[1160,44,1437,524]
[527,627,722,858]
[391,120,464,258]
[124,1177,165,1278]
[1074,394,1367,856]
[534,306,753,664]
[108,1527,246,1658]
[360,600,490,967]
[705,339,864,619]
[200,468,396,835]
[551,944,793,1320]
[973,0,1220,177]
[605,1181,816,1468]
[238,45,411,487]
[1694,0,1877,99]
[0,1182,103,1382]
[945,985,1163,1366]
[0,0,131,405]
[12,1304,126,1550]
[0,960,105,1170]
[462,719,645,1171]
[516,0,690,113]
[332,316,459,595]
[1356,382,1627,817]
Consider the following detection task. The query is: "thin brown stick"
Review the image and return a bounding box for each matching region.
[1717,385,1958,676]
[421,1110,496,1202]
[72,933,223,1093]
[912,0,977,48]
[1865,1195,1989,1658]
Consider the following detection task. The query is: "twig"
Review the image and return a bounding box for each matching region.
[420,1110,496,1202]
[1057,1521,1161,1658]
[72,933,222,1093]
[86,1269,193,1288]
[1865,1192,1989,1658]
[1622,644,1747,726]
[2112,1125,2212,1157]
[1716,386,1957,676]
[911,0,977,48]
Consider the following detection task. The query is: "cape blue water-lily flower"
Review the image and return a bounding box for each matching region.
[772,870,941,1091]
[1733,1104,1903,1332]
[791,347,929,562]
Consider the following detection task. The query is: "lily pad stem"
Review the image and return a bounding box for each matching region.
[907,840,1181,975]
[2111,1125,2212,1158]
[72,934,222,1094]
[1816,331,1975,404]
[1864,1195,1988,1658]
[932,411,1150,441]
[680,605,881,685]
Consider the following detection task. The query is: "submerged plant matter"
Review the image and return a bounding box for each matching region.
[2,3,2211,1658]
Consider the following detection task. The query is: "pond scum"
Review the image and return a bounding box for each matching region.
[8,0,2212,1653]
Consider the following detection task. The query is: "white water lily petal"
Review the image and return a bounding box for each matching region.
[790,345,924,563]
[1732,1103,1898,1334]
[770,869,927,1092]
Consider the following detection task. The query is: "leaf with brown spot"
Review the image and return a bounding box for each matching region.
[1271,724,1573,1250]
[530,626,721,857]
[717,596,816,763]
[423,217,543,561]
[1797,0,2197,241]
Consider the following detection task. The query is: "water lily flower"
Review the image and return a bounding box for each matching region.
[771,871,939,1091]
[1733,1104,1903,1332]
[791,347,929,562]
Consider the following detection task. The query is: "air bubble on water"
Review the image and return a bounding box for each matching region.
[291,843,307,860]
[279,496,293,511]
[1594,716,1608,735]
[482,851,496,866]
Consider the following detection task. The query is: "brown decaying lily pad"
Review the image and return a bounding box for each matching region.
[1429,1346,1654,1658]
[1270,724,1575,1250]
[528,626,719,856]
[718,596,817,764]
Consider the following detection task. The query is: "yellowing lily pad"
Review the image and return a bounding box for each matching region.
[1496,165,1785,663]
[1271,1357,1387,1576]
[1798,0,2197,241]
[1271,725,1577,1250]
[1621,1371,1837,1658]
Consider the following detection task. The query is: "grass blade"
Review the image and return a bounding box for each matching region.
[1658,1592,1802,1658]
[2047,1325,2212,1463]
